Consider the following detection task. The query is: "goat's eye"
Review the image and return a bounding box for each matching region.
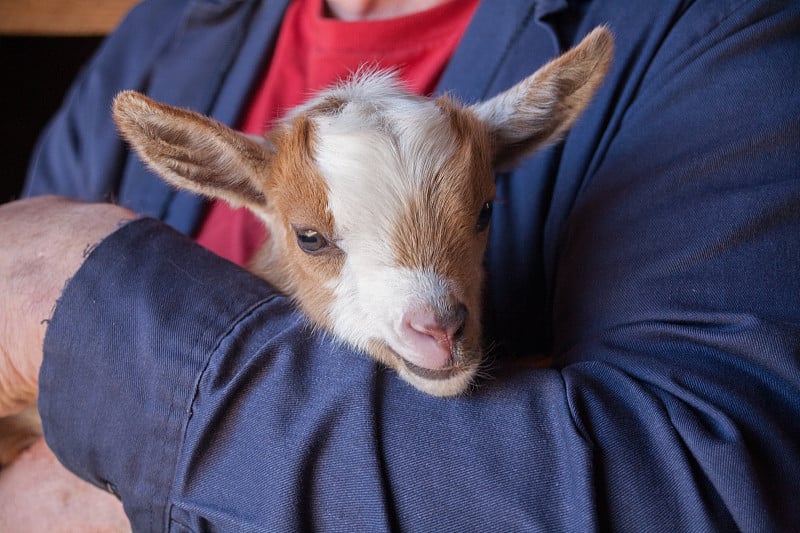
[476,201,493,232]
[295,228,328,254]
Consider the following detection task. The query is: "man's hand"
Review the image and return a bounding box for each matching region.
[0,437,131,532]
[0,196,135,416]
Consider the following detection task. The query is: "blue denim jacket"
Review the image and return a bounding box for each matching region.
[29,0,800,530]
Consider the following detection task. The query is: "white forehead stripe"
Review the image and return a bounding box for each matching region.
[308,72,458,265]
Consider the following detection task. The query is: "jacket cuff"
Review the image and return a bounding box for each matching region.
[38,217,277,528]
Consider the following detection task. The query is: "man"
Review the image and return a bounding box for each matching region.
[1,0,799,530]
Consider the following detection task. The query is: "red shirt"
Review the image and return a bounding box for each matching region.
[195,0,479,265]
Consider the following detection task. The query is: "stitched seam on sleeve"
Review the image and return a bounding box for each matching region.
[162,294,279,530]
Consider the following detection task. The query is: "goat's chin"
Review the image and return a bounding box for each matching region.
[397,363,478,398]
[368,341,479,397]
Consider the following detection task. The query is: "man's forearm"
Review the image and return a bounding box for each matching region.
[0,196,134,416]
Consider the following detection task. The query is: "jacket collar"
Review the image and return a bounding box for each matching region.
[437,0,563,102]
[150,0,564,119]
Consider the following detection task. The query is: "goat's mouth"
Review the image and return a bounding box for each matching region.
[369,338,479,395]
[401,359,464,380]
[371,341,479,397]
[388,341,475,381]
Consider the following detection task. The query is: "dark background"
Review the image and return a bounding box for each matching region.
[1,36,101,203]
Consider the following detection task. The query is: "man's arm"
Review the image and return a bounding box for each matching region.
[22,0,190,203]
[0,197,134,533]
[32,187,800,533]
[0,197,134,416]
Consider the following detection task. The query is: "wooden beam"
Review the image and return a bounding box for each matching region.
[0,0,140,36]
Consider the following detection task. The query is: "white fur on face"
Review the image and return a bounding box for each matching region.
[309,73,463,359]
[325,264,456,359]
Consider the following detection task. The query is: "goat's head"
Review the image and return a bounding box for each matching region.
[113,26,613,396]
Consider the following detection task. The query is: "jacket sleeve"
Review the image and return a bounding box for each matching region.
[548,1,800,530]
[22,0,189,201]
[38,2,800,533]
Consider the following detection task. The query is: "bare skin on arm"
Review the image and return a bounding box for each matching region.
[0,438,130,533]
[0,196,135,418]
[0,196,134,531]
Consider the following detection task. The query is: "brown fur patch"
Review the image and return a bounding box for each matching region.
[256,115,343,329]
[305,96,348,117]
[391,98,495,349]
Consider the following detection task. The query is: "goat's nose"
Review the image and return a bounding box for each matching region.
[401,304,467,370]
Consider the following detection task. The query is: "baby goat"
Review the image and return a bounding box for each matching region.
[113,27,613,397]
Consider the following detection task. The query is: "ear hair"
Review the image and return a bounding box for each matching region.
[113,91,271,209]
[471,25,614,169]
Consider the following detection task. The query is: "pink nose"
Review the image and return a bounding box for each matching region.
[401,305,467,370]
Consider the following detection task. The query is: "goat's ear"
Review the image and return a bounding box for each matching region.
[471,25,613,170]
[113,91,270,209]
